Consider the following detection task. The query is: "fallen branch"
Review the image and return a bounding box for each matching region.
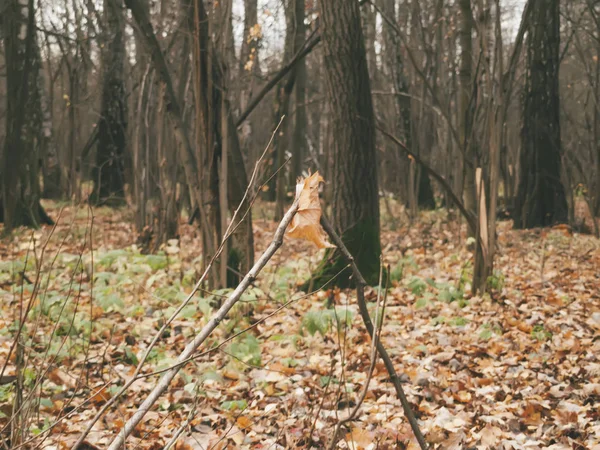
[105,197,300,450]
[320,214,429,450]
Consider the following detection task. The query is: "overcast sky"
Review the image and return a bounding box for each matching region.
[232,0,528,63]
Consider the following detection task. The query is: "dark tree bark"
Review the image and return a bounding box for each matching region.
[188,0,255,287]
[291,0,308,182]
[309,0,381,287]
[270,0,298,218]
[458,0,476,226]
[36,38,61,199]
[91,0,128,206]
[514,0,568,228]
[1,0,52,230]
[389,0,434,212]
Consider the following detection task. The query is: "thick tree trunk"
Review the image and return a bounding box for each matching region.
[91,0,128,206]
[1,0,51,230]
[514,0,567,228]
[309,0,381,287]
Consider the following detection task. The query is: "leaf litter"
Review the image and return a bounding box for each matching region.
[0,202,598,450]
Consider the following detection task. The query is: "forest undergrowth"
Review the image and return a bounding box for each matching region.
[0,200,599,450]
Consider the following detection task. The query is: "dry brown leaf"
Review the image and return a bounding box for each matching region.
[236,415,252,429]
[479,424,502,448]
[47,368,77,389]
[344,428,373,449]
[286,171,334,249]
[222,369,241,380]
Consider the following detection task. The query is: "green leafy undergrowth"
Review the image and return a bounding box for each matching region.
[301,307,354,337]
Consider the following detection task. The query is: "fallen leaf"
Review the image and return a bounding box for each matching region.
[286,171,334,249]
[345,428,373,449]
[236,415,252,429]
[47,369,76,389]
[479,424,502,448]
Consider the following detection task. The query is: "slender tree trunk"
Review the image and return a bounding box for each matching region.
[36,41,61,199]
[239,0,261,166]
[272,0,296,218]
[190,0,222,287]
[459,0,476,230]
[407,0,435,212]
[272,0,305,219]
[291,0,307,181]
[132,63,152,234]
[514,0,567,228]
[309,0,381,287]
[186,0,254,287]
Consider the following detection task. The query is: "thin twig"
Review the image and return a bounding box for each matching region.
[162,405,196,450]
[235,30,321,127]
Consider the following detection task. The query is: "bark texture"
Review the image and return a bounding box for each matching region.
[1,0,51,230]
[458,0,476,225]
[91,0,128,205]
[514,0,567,228]
[309,0,381,287]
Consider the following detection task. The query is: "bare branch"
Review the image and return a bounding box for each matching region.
[376,123,477,234]
[235,30,321,127]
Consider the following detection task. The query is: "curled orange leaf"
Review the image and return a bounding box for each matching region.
[286,171,335,249]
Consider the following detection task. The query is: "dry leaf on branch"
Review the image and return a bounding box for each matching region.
[286,171,335,249]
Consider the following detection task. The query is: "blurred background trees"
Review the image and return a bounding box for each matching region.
[1,0,598,289]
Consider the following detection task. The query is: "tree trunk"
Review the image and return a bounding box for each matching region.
[407,0,435,212]
[36,41,61,199]
[91,0,128,206]
[185,0,254,287]
[514,0,567,228]
[239,0,261,167]
[271,0,307,219]
[272,0,298,219]
[291,0,307,181]
[309,0,381,287]
[458,0,476,230]
[1,0,51,230]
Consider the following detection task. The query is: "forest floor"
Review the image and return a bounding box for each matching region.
[0,200,599,450]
